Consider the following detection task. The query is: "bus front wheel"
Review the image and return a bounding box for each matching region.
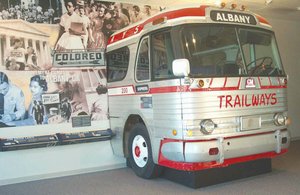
[127,123,162,179]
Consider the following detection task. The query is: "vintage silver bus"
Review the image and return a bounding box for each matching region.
[106,4,290,178]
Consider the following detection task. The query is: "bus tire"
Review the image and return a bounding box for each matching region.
[128,123,162,179]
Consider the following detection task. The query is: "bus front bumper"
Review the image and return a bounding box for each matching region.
[158,129,290,171]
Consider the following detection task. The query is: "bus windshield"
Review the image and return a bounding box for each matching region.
[180,24,285,77]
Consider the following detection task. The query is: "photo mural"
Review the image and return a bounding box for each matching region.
[0,0,160,129]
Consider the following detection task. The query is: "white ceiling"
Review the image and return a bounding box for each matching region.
[109,0,300,21]
[241,0,300,21]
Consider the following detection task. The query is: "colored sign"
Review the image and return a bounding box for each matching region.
[53,51,105,67]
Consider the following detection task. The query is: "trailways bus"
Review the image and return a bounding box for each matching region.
[106,4,290,179]
[0,3,290,185]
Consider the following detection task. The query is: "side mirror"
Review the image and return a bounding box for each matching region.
[172,59,190,77]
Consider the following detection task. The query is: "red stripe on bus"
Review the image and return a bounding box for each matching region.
[255,14,270,25]
[189,87,239,92]
[149,86,190,93]
[158,149,287,171]
[108,6,207,45]
[108,84,286,96]
[158,135,287,171]
[277,77,281,85]
[258,76,263,87]
[149,86,241,94]
[261,85,286,89]
[107,85,135,90]
[108,25,144,45]
[223,77,227,87]
[237,77,241,88]
[108,7,270,45]
[268,76,272,86]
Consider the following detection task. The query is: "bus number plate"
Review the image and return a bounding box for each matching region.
[241,116,261,131]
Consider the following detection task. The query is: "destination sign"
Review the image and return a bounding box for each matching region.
[53,50,105,67]
[210,10,257,25]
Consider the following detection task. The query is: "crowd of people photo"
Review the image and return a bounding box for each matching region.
[5,38,39,71]
[1,1,160,70]
[0,1,156,127]
[0,1,55,24]
[0,0,159,51]
[55,0,159,51]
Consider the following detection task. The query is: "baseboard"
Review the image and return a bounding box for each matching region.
[0,162,126,186]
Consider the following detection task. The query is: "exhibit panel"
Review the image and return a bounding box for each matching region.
[0,0,160,185]
[0,0,161,150]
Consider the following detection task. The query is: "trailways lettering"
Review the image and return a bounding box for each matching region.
[218,93,277,108]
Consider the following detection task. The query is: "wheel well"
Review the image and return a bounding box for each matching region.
[123,115,145,158]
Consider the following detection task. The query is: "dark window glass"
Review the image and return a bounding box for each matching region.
[136,38,150,81]
[181,24,284,77]
[107,47,130,82]
[152,31,175,80]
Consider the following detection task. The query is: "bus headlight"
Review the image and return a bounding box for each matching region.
[274,113,286,126]
[200,119,216,134]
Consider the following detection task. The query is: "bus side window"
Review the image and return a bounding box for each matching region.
[136,37,150,81]
[107,47,130,82]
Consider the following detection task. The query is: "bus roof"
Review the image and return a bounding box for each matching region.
[107,5,270,46]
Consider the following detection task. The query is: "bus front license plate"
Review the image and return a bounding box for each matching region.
[241,116,261,131]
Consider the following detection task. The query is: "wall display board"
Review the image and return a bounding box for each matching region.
[0,0,160,150]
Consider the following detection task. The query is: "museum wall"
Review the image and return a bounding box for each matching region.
[265,18,300,139]
[0,141,126,185]
[0,3,299,186]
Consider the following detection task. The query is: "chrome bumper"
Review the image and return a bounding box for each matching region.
[160,130,290,163]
